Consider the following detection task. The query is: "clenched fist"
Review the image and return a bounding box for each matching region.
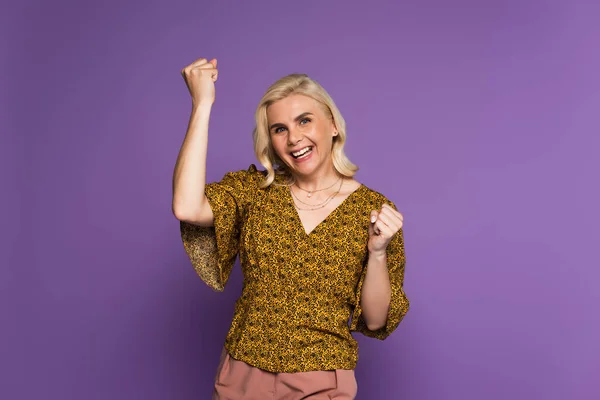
[181,57,219,106]
[368,203,404,255]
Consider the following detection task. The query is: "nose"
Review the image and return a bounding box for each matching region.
[287,126,303,146]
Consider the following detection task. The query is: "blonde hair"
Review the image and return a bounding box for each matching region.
[252,73,359,188]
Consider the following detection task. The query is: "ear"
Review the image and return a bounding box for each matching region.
[332,121,339,137]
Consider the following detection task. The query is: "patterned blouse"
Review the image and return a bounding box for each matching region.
[179,164,409,373]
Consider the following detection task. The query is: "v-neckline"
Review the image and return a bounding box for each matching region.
[285,183,364,237]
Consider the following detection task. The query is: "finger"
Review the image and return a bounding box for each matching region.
[373,219,393,237]
[371,212,392,236]
[379,206,402,222]
[182,58,210,76]
[190,57,209,68]
[380,206,403,228]
[195,62,217,70]
[376,211,402,232]
[379,210,403,229]
[190,67,218,79]
[370,211,379,224]
[370,221,381,236]
[369,211,380,235]
[381,203,403,220]
[191,67,218,82]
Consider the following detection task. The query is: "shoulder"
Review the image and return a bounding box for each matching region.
[224,163,265,178]
[219,164,267,187]
[356,182,398,209]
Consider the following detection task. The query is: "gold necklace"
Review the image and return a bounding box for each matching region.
[293,176,342,198]
[291,179,343,211]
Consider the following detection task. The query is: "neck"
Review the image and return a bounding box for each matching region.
[291,165,341,192]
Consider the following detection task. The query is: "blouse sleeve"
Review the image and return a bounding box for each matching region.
[179,164,262,292]
[349,200,410,340]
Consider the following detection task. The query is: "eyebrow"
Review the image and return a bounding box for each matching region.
[269,112,313,132]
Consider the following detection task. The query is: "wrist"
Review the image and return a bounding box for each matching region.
[192,101,213,112]
[368,249,387,260]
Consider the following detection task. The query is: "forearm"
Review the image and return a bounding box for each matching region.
[172,103,212,219]
[360,250,392,330]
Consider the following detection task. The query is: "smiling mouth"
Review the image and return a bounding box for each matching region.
[291,146,313,159]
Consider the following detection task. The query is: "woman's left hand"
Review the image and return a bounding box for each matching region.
[368,203,404,254]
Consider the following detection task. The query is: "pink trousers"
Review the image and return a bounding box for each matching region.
[213,347,358,399]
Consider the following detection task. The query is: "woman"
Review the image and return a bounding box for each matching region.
[172,57,409,399]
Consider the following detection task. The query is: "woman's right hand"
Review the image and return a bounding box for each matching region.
[181,57,218,106]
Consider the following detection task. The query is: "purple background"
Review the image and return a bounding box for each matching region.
[3,0,599,399]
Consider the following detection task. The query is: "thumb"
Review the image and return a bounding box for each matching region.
[369,210,377,234]
[210,58,217,68]
[370,210,378,224]
[369,210,382,236]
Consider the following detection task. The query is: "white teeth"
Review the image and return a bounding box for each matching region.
[292,147,312,157]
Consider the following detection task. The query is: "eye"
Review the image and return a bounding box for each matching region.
[273,126,286,134]
[300,118,311,125]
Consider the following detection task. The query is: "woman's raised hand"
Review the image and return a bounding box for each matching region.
[181,57,218,106]
[368,203,404,255]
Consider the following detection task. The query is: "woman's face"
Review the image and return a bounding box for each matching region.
[266,94,337,178]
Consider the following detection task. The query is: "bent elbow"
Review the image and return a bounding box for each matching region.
[172,205,189,222]
[366,320,386,331]
[172,201,204,222]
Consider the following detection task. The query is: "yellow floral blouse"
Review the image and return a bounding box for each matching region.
[179,164,409,373]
